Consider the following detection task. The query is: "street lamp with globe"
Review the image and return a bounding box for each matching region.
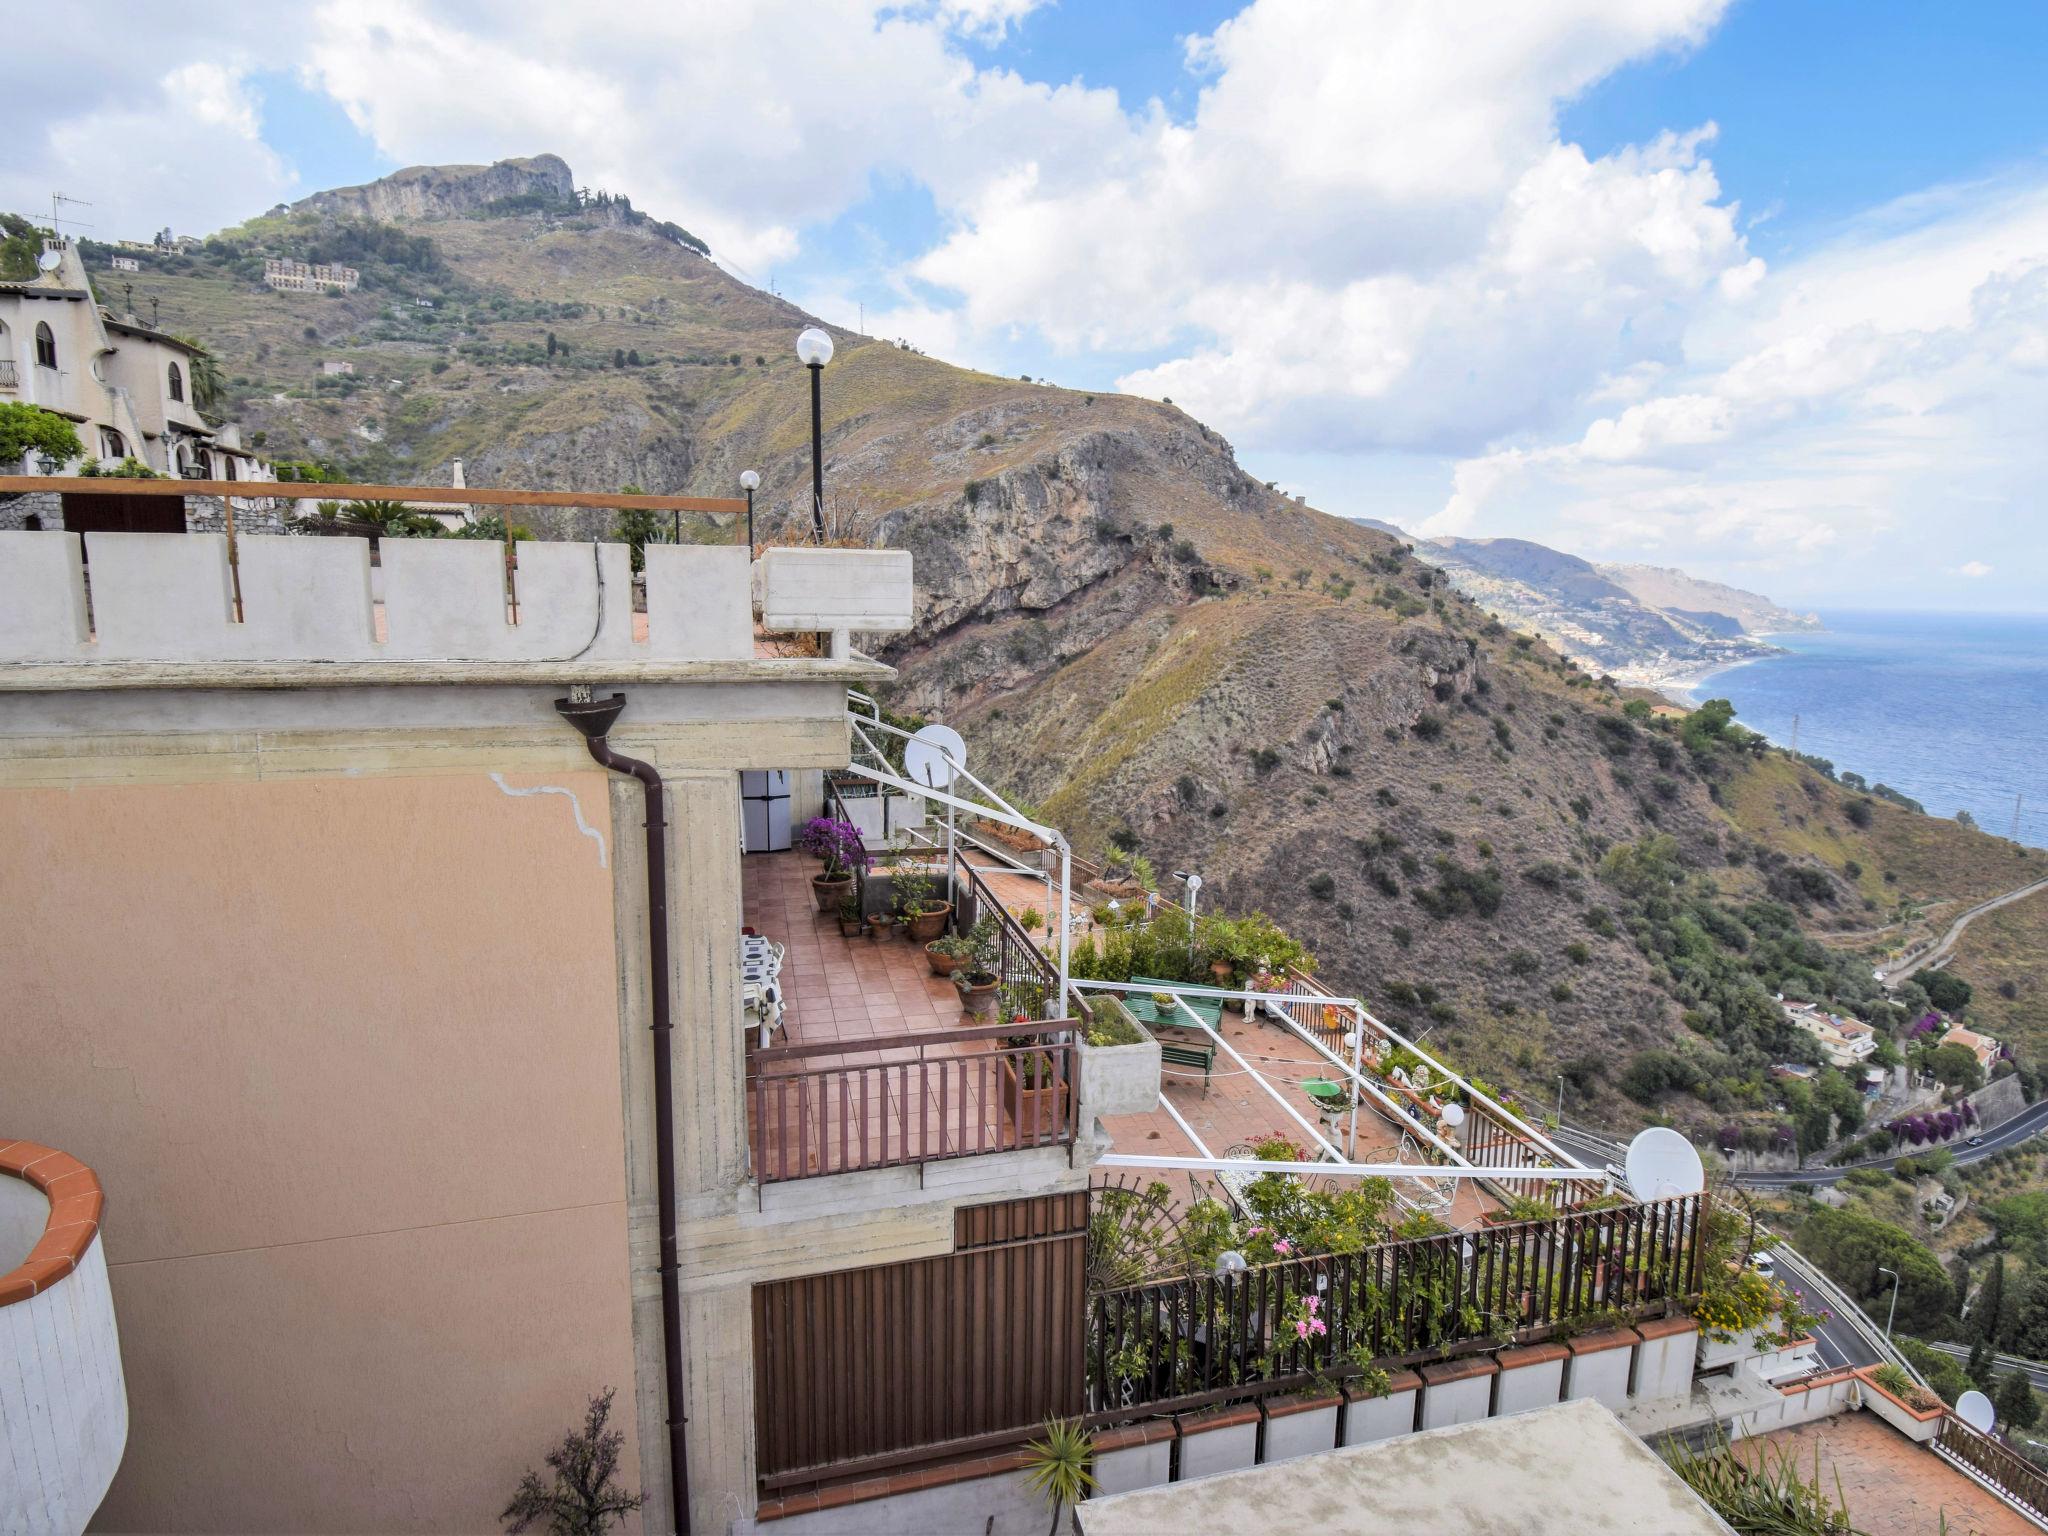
[795,327,833,542]
[739,468,760,551]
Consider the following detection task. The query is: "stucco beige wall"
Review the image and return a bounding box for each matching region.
[0,771,640,1533]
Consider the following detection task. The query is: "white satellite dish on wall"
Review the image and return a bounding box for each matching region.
[1956,1390,1996,1433]
[1623,1127,1706,1201]
[36,248,62,274]
[902,724,967,790]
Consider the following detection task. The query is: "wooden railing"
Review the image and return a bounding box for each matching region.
[1937,1413,2048,1521]
[748,1020,1076,1184]
[1087,1192,1703,1416]
[956,856,1060,1011]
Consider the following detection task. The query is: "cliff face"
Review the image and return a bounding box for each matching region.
[293,154,575,222]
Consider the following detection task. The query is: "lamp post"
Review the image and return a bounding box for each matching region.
[795,327,833,542]
[1172,870,1202,961]
[1876,1265,1901,1340]
[739,468,760,552]
[1556,1075,1566,1125]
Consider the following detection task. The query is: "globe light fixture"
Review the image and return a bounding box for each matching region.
[739,468,760,550]
[795,327,834,368]
[795,329,834,541]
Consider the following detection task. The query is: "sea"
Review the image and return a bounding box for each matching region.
[1673,610,2048,851]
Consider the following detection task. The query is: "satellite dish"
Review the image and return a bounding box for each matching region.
[1624,1127,1706,1201]
[35,249,62,274]
[1957,1390,1996,1433]
[1439,1102,1466,1129]
[902,724,967,789]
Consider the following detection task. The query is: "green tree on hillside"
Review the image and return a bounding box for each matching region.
[1996,1368,2040,1431]
[1920,969,1973,1013]
[1798,1205,1953,1334]
[1976,1253,2010,1345]
[1918,1041,1985,1092]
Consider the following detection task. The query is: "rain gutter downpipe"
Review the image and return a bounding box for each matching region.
[555,686,689,1535]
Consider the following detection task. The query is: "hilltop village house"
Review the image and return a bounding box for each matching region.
[0,238,268,518]
[261,256,360,294]
[1780,999,1878,1069]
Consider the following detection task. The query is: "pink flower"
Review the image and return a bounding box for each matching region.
[1296,1320,1310,1339]
[1246,1226,1264,1238]
[1304,1295,1321,1314]
[1275,1239,1293,1255]
[1310,1319,1327,1337]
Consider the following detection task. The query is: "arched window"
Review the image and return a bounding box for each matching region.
[100,429,127,460]
[167,361,184,402]
[34,322,56,370]
[223,456,238,483]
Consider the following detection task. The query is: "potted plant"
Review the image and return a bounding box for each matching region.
[891,865,952,943]
[835,890,864,938]
[1018,905,1045,935]
[867,909,896,942]
[1002,1030,1071,1135]
[950,916,1001,1020]
[797,816,869,914]
[925,931,974,978]
[1076,995,1162,1120]
[1150,991,1178,1024]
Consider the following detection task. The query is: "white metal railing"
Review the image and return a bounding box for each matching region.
[841,696,1074,1004]
[0,359,18,390]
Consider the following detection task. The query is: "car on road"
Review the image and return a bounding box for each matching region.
[1750,1250,1777,1279]
[1968,1135,1985,1147]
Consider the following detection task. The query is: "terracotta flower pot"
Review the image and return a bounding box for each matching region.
[926,943,966,977]
[903,903,952,943]
[812,873,853,914]
[956,976,999,1021]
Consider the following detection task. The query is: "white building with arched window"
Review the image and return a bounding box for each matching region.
[0,237,270,487]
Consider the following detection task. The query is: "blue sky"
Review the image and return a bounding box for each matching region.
[13,1,2048,610]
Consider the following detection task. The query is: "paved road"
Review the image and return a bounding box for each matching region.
[1774,1247,1885,1371]
[1927,1340,2048,1392]
[1735,1100,2048,1188]
[1878,876,2048,984]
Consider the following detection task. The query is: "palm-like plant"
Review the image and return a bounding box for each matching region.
[173,338,225,412]
[1661,1430,1864,1534]
[1021,1416,1096,1536]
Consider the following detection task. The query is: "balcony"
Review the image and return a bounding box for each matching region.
[0,1138,127,1529]
[0,359,18,391]
[740,849,1077,1184]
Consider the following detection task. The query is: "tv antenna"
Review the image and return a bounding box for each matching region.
[50,192,93,240]
[2011,793,2023,842]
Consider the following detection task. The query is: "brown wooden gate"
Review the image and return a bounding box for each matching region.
[752,1191,1088,1487]
[61,491,188,534]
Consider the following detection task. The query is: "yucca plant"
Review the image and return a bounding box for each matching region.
[1021,1416,1096,1536]
[1662,1430,1864,1534]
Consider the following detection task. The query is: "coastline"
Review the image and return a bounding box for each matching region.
[1615,631,1806,706]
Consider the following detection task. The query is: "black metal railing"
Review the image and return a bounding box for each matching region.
[822,775,869,913]
[1086,1192,1704,1416]
[957,856,1059,1012]
[1937,1414,2048,1520]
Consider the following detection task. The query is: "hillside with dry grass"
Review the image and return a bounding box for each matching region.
[48,159,2042,1132]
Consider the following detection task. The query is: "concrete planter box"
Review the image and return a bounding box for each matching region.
[1342,1371,1420,1445]
[1261,1390,1340,1462]
[1493,1342,1567,1417]
[1630,1315,1700,1401]
[1419,1356,1499,1430]
[1176,1404,1259,1480]
[1855,1369,1946,1444]
[1697,1316,1778,1371]
[1090,1420,1174,1498]
[1077,1005,1161,1122]
[1563,1326,1639,1413]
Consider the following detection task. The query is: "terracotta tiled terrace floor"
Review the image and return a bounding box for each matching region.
[1742,1412,2036,1536]
[742,848,1496,1223]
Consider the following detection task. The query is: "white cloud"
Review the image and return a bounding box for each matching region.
[1956,560,1994,578]
[0,39,295,239]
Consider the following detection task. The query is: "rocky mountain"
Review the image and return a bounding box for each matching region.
[1598,563,1821,637]
[1356,522,1806,687]
[291,154,576,223]
[50,158,2038,1131]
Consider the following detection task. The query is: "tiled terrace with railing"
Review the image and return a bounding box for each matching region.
[739,849,1076,1185]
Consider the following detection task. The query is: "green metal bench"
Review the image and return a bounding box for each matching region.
[1159,1040,1215,1094]
[1130,976,1224,1031]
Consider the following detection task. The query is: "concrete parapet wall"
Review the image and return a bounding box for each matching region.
[0,531,915,666]
[1564,1327,1640,1413]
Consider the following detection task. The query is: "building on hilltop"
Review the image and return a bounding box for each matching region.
[262,256,360,294]
[0,238,271,519]
[1942,1025,2002,1070]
